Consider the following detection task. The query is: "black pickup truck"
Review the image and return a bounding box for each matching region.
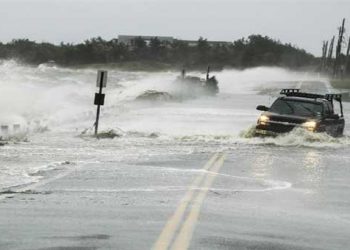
[255,89,345,137]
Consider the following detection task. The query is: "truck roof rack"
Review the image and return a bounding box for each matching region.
[325,94,342,102]
[280,89,342,102]
[280,89,344,117]
[280,89,300,94]
[280,89,325,99]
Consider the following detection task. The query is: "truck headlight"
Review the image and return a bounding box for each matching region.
[258,115,269,125]
[302,120,317,131]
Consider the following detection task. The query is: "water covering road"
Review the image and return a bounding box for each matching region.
[0,61,350,250]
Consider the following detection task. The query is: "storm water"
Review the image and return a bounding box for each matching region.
[0,59,349,191]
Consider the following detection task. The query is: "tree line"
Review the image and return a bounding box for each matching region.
[0,35,316,69]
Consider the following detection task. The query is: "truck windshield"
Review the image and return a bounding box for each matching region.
[269,99,323,117]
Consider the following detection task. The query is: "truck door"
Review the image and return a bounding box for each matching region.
[323,102,342,136]
[322,102,333,135]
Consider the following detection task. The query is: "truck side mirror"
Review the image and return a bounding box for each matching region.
[256,105,269,111]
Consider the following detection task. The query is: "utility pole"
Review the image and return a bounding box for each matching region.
[206,65,210,80]
[345,37,350,75]
[94,70,107,136]
[327,36,335,72]
[333,18,346,77]
[321,41,328,72]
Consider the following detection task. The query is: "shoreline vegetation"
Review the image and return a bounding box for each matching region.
[0,35,317,71]
[330,79,350,89]
[330,79,350,102]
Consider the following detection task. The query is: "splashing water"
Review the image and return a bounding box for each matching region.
[1,60,350,190]
[238,127,350,148]
[0,60,347,140]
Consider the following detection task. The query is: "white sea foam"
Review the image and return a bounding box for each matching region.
[0,160,74,191]
[0,60,349,190]
[238,127,350,148]
[52,177,292,194]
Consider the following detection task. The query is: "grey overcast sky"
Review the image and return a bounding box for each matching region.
[0,0,349,56]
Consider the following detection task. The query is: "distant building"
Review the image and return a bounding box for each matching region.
[208,41,233,47]
[179,40,199,47]
[117,35,232,48]
[180,40,232,47]
[118,35,174,46]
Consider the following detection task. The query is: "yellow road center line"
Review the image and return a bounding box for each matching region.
[152,153,220,250]
[171,153,226,250]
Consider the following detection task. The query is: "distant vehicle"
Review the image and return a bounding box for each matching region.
[255,89,345,137]
[174,66,219,95]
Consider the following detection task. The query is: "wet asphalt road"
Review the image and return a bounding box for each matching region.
[1,144,350,250]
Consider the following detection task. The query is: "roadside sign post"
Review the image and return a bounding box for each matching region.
[94,70,107,136]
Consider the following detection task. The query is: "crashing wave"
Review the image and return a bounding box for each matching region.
[135,90,173,102]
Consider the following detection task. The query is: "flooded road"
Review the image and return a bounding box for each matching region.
[0,61,350,249]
